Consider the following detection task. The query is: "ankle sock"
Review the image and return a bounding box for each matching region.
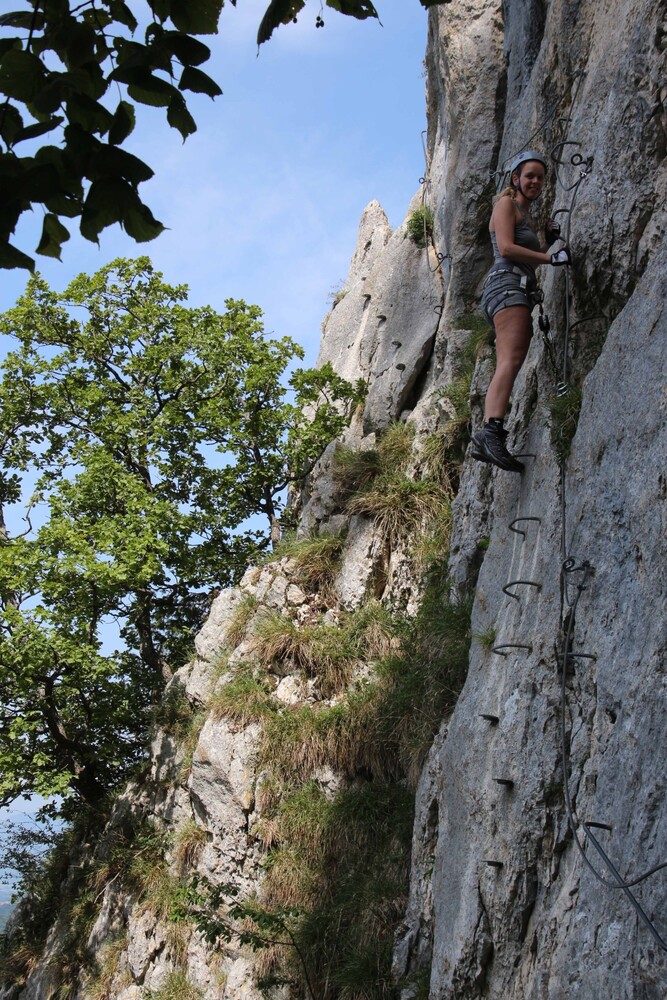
[486,417,504,431]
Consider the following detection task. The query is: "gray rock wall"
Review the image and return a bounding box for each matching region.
[395,0,667,996]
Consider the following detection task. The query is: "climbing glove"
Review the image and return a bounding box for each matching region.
[550,247,571,266]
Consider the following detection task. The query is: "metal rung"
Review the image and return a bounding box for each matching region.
[585,821,613,832]
[483,860,504,869]
[558,652,597,661]
[494,778,514,788]
[493,643,533,656]
[514,452,536,459]
[509,516,542,539]
[479,713,500,726]
[503,579,543,601]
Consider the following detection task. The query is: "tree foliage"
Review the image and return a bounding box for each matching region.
[0,256,365,812]
[0,0,450,270]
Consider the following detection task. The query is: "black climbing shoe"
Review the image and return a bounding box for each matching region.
[471,426,524,473]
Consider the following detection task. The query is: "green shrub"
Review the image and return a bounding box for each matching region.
[547,384,583,462]
[152,682,195,742]
[406,206,434,248]
[81,933,131,1000]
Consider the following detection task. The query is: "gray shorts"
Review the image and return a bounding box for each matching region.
[481,267,541,326]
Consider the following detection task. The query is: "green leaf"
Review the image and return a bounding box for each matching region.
[257,0,306,46]
[178,65,222,98]
[0,102,24,146]
[168,0,224,35]
[80,178,164,242]
[13,116,64,144]
[89,145,154,185]
[325,0,379,17]
[167,94,197,140]
[0,12,45,30]
[108,100,135,145]
[0,49,45,102]
[52,20,97,69]
[36,213,70,260]
[65,93,113,134]
[106,0,139,31]
[161,32,211,66]
[0,239,34,270]
[110,67,179,108]
[15,162,62,202]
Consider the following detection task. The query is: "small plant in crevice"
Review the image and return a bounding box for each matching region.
[172,820,207,877]
[177,708,207,782]
[473,626,496,651]
[546,384,583,463]
[224,593,259,648]
[406,206,434,249]
[326,281,347,309]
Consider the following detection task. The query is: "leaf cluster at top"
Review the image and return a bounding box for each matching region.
[0,0,451,270]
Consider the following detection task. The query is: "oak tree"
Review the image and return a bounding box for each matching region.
[0,256,365,811]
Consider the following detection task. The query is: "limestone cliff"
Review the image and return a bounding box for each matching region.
[2,0,665,998]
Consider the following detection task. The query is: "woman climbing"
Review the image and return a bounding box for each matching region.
[472,150,570,472]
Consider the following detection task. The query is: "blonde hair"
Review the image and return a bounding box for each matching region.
[493,186,518,205]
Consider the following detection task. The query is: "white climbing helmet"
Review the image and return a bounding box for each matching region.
[510,150,548,177]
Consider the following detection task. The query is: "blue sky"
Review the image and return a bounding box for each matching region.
[0,0,431,885]
[3,1,431,366]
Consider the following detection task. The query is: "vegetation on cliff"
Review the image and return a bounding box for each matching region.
[0,256,365,815]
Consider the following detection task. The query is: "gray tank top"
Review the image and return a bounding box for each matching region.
[490,202,541,279]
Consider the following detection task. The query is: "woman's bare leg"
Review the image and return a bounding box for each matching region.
[484,306,533,421]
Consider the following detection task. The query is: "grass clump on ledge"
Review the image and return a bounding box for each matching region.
[252,599,402,699]
[406,205,434,249]
[224,593,259,648]
[335,421,454,550]
[269,531,347,603]
[145,971,204,1000]
[208,664,278,726]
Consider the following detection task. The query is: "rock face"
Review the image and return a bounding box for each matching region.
[3,0,666,998]
[392,0,667,997]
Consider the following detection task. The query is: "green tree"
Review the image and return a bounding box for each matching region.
[0,0,448,270]
[0,255,365,812]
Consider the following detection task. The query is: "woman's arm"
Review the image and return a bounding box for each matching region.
[492,197,551,267]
